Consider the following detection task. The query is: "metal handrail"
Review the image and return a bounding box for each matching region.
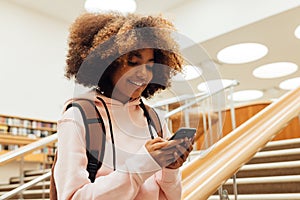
[152,80,239,109]
[0,133,57,166]
[181,86,300,199]
[163,80,239,119]
[152,92,206,108]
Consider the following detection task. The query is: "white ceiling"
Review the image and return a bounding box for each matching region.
[201,6,300,100]
[8,0,300,105]
[8,0,186,23]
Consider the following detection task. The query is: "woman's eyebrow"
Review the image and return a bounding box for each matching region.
[130,52,154,62]
[131,51,142,58]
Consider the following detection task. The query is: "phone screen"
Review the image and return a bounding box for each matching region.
[169,128,196,140]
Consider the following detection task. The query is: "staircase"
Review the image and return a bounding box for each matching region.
[208,138,300,200]
[0,138,300,199]
[0,168,50,199]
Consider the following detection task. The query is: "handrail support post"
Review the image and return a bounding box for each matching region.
[18,155,24,199]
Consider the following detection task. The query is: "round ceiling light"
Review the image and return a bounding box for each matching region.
[253,62,298,79]
[227,90,263,102]
[295,25,300,39]
[85,0,137,13]
[279,77,300,90]
[172,65,202,81]
[217,43,268,64]
[197,79,234,94]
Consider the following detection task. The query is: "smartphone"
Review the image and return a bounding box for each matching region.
[169,128,196,140]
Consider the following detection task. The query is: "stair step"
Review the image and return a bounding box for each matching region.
[255,148,300,158]
[242,160,300,170]
[248,148,300,164]
[24,168,51,177]
[22,188,50,195]
[208,193,300,200]
[0,188,50,199]
[222,175,300,194]
[262,138,300,151]
[9,175,44,184]
[225,175,300,185]
[0,181,50,192]
[238,160,300,177]
[188,147,300,163]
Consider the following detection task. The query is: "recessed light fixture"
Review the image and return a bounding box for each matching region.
[253,62,298,79]
[172,65,202,81]
[227,90,263,102]
[84,0,137,13]
[279,77,300,90]
[197,79,234,93]
[295,25,300,39]
[217,43,268,64]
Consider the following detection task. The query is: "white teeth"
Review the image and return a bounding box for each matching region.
[129,80,144,86]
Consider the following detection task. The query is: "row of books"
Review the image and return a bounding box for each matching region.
[0,127,52,138]
[0,145,56,154]
[0,144,19,151]
[41,146,57,155]
[0,116,57,130]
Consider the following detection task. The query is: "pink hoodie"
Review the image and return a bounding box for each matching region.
[54,91,182,200]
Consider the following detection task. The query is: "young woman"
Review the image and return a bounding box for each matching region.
[52,12,194,200]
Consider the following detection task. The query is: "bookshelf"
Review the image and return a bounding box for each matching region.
[0,114,57,165]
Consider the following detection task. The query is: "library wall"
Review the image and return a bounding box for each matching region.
[0,1,74,121]
[221,102,300,140]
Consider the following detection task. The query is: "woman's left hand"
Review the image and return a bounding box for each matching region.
[165,137,194,169]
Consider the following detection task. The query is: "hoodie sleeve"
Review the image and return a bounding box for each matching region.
[144,119,182,200]
[154,168,182,200]
[155,124,182,200]
[54,107,161,200]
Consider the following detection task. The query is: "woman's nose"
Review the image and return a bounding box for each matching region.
[136,64,147,78]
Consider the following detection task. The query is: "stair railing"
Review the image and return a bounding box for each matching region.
[0,171,51,200]
[159,80,239,119]
[181,86,300,200]
[0,134,57,200]
[0,133,57,166]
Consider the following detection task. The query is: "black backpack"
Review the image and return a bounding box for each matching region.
[50,97,163,200]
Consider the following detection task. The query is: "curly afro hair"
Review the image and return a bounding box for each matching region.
[65,12,183,99]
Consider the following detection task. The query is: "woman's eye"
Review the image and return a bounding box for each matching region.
[127,61,154,70]
[146,64,154,70]
[127,61,138,66]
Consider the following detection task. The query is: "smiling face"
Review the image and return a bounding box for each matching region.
[110,49,154,103]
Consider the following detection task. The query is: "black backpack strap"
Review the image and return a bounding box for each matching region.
[66,99,106,183]
[96,96,116,171]
[139,99,163,138]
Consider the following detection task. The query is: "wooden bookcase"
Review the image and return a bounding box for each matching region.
[0,114,57,165]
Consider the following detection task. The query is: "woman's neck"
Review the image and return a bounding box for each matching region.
[95,87,138,104]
